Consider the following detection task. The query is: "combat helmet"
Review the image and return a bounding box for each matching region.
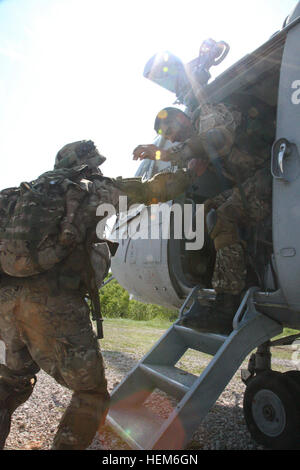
[54,140,106,170]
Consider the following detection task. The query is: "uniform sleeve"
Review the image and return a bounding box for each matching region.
[112,170,194,206]
[164,103,242,166]
[144,169,194,203]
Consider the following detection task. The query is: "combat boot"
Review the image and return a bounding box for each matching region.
[0,368,36,450]
[0,401,11,450]
[179,293,241,335]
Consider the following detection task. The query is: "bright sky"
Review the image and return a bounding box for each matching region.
[0,0,298,189]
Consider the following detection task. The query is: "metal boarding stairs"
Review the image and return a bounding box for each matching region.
[106,286,283,450]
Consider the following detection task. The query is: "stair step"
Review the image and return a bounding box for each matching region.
[139,364,197,399]
[174,325,226,355]
[107,403,164,450]
[106,288,283,450]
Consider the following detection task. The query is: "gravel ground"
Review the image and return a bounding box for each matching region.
[1,340,297,451]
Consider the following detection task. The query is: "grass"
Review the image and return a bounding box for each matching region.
[98,317,300,376]
[100,317,209,376]
[100,317,172,356]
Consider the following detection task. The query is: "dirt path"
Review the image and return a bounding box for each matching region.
[3,319,298,450]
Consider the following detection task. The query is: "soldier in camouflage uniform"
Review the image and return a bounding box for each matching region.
[0,141,125,450]
[0,97,274,446]
[132,101,275,334]
[0,137,197,450]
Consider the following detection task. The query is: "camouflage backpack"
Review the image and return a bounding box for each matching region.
[0,165,90,277]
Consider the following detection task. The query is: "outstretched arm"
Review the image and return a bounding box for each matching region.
[112,170,194,206]
[132,135,208,166]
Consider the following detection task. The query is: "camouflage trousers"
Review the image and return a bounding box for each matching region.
[0,274,109,450]
[205,167,272,295]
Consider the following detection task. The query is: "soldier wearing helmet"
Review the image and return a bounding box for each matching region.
[54,140,106,171]
[0,135,196,450]
[133,101,275,335]
[0,140,120,450]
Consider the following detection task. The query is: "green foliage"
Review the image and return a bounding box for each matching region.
[127,299,177,322]
[99,275,129,318]
[99,278,300,335]
[100,275,177,322]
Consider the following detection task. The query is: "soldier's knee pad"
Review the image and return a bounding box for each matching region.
[206,209,240,251]
[206,209,224,242]
[206,209,218,235]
